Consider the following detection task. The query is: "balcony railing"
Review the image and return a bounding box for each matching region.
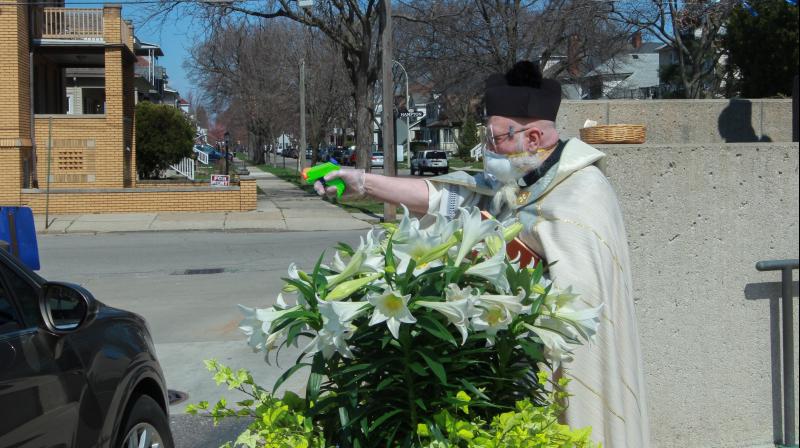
[32,7,134,51]
[34,8,104,41]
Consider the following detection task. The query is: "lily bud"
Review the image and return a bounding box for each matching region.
[484,234,505,257]
[327,273,382,300]
[502,221,524,242]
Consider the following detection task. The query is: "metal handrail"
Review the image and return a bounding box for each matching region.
[193,147,210,165]
[756,258,799,447]
[170,157,196,180]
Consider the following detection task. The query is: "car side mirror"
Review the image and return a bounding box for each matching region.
[40,282,99,334]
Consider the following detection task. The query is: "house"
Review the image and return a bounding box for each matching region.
[407,88,461,155]
[134,38,166,104]
[0,2,255,213]
[581,35,661,99]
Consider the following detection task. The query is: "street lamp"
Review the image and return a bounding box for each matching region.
[392,59,410,163]
[223,131,230,176]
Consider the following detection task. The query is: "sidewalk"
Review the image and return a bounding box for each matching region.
[34,165,375,234]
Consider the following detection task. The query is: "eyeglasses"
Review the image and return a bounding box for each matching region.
[483,124,525,152]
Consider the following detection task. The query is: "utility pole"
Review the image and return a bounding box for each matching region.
[298,1,314,172]
[380,0,396,222]
[299,58,306,172]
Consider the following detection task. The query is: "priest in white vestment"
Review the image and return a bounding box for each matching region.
[314,61,650,447]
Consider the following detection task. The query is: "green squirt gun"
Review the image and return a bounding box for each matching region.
[301,162,346,198]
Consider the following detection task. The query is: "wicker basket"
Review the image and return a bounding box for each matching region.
[579,124,646,144]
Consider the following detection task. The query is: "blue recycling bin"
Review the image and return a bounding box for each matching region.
[0,206,40,270]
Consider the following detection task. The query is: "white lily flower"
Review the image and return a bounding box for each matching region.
[445,284,476,302]
[453,207,498,265]
[275,293,289,308]
[417,298,480,345]
[327,300,372,324]
[465,249,510,292]
[327,249,366,286]
[332,251,348,272]
[524,323,575,369]
[368,290,416,339]
[477,290,530,316]
[542,304,603,342]
[304,300,367,359]
[470,303,513,345]
[391,205,421,244]
[238,304,268,352]
[539,287,602,341]
[304,325,356,359]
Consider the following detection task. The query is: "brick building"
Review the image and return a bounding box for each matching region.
[0,3,255,213]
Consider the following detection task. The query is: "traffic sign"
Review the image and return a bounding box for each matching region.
[400,111,424,118]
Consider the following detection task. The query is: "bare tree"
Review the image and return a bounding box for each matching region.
[184,17,352,165]
[394,0,631,137]
[155,0,390,170]
[610,0,735,98]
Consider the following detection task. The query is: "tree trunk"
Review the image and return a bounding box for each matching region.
[354,70,373,172]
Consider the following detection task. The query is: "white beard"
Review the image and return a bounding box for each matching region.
[484,144,544,216]
[489,183,520,217]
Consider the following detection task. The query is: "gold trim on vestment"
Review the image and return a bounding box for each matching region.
[567,374,627,423]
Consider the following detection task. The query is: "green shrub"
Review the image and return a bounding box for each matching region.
[135,101,194,179]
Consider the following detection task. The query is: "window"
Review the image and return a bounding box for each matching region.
[442,129,455,144]
[0,279,21,334]
[0,264,41,327]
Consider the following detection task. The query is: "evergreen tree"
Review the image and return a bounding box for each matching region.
[458,114,479,160]
[724,0,799,97]
[136,102,195,179]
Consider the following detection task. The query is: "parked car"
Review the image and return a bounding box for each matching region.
[330,148,348,164]
[284,147,298,158]
[371,152,384,168]
[340,148,355,166]
[410,150,449,176]
[196,144,223,163]
[0,248,174,448]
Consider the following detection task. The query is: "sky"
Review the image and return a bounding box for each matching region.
[126,4,203,98]
[66,1,203,100]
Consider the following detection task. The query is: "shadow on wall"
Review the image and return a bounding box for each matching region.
[744,280,799,442]
[718,99,773,143]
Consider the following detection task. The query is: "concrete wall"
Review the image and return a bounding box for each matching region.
[599,142,799,447]
[558,99,794,144]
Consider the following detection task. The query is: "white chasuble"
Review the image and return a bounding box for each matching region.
[425,138,650,447]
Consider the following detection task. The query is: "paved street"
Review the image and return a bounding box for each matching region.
[37,230,366,447]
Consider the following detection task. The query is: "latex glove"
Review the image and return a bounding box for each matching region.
[313,168,367,200]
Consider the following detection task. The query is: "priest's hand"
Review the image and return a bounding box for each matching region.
[314,168,367,200]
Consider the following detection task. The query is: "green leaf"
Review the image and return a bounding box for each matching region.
[335,241,355,256]
[311,250,326,289]
[368,409,403,433]
[271,362,311,395]
[307,353,324,403]
[518,339,545,362]
[376,377,395,391]
[408,362,429,376]
[417,350,448,385]
[416,314,458,347]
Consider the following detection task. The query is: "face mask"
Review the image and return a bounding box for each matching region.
[483,135,543,185]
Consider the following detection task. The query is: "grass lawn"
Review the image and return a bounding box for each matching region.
[255,164,400,217]
[448,158,483,169]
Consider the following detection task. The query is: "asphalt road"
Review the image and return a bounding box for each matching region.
[37,230,368,448]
